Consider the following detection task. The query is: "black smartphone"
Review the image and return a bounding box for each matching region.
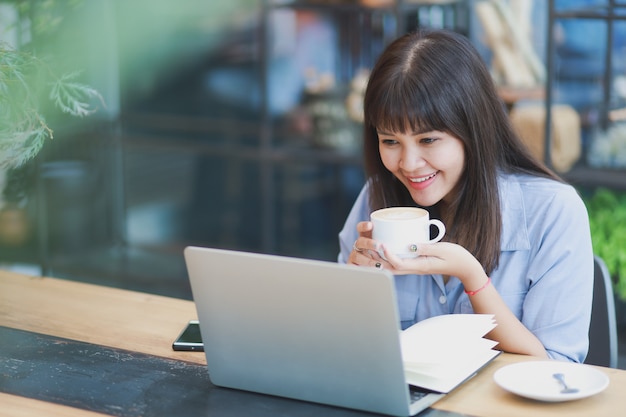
[172,320,204,351]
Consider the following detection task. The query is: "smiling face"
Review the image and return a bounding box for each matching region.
[377,129,465,207]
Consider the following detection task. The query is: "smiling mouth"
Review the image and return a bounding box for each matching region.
[409,172,437,183]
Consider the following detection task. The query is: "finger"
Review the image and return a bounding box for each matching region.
[369,249,385,262]
[382,244,439,275]
[353,240,378,257]
[351,249,374,266]
[356,221,373,236]
[378,247,413,272]
[378,245,399,266]
[409,242,440,258]
[355,240,382,257]
[352,239,365,254]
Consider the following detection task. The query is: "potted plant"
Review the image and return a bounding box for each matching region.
[583,188,626,323]
[0,0,103,251]
[1,42,103,170]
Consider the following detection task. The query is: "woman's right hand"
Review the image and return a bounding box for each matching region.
[349,221,385,267]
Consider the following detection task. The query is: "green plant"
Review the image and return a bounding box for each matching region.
[0,41,103,170]
[1,0,104,169]
[584,188,626,300]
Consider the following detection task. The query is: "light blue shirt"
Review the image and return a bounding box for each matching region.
[338,173,593,362]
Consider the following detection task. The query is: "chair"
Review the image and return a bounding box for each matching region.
[584,255,619,368]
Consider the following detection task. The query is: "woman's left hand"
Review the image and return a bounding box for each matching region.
[379,242,484,285]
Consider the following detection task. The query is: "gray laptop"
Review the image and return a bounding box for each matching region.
[184,246,466,416]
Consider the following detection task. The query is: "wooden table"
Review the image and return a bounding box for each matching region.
[1,270,625,417]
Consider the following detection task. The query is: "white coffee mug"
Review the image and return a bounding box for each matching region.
[371,207,445,258]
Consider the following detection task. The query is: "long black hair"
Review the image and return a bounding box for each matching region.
[362,29,559,274]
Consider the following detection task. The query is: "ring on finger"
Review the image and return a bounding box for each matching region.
[375,262,382,269]
[353,240,364,253]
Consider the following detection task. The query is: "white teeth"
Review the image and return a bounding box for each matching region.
[410,173,436,183]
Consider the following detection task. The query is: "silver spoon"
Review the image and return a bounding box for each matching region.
[553,372,579,394]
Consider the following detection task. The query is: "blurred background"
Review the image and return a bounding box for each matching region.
[1,0,626,358]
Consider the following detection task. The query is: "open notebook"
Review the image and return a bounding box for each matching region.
[184,246,500,417]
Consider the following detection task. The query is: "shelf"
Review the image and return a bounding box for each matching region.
[268,0,466,12]
[264,0,471,39]
[122,132,362,165]
[545,0,626,190]
[564,165,626,191]
[550,3,626,20]
[120,111,363,165]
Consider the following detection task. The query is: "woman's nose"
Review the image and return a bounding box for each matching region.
[399,148,426,171]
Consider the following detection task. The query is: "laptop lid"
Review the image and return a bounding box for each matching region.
[184,246,419,416]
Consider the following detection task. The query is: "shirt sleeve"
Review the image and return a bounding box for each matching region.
[521,184,594,362]
[337,185,371,264]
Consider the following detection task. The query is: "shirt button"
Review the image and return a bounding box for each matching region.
[439,295,447,304]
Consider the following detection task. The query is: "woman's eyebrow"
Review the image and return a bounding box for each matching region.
[377,128,432,136]
[376,130,394,136]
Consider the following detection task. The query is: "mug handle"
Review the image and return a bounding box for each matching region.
[428,219,446,243]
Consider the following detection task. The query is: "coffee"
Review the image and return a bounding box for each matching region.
[372,208,424,221]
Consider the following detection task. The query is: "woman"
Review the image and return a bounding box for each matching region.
[338,29,593,362]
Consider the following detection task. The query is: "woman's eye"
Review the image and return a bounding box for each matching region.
[420,137,437,144]
[381,139,398,145]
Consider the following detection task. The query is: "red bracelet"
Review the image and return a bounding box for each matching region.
[465,277,491,296]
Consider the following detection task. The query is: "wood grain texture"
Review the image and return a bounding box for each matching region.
[2,269,625,417]
[0,270,203,364]
[432,351,626,417]
[0,392,112,417]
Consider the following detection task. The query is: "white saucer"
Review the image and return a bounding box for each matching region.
[493,360,609,402]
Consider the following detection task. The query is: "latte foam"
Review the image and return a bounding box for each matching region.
[371,207,426,221]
